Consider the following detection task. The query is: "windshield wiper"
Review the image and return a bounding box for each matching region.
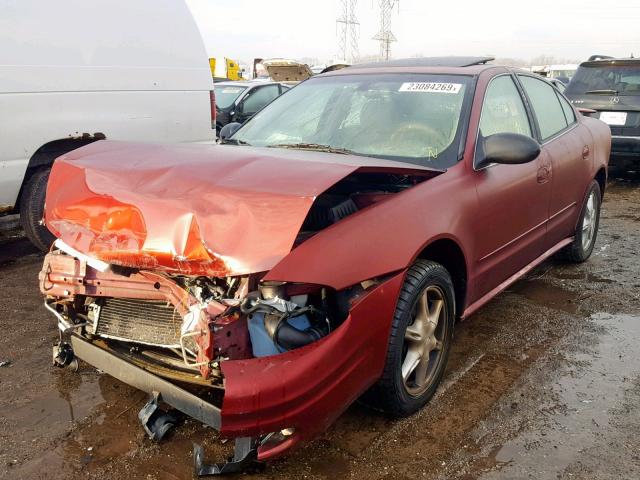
[220,138,251,146]
[584,89,619,95]
[266,143,355,155]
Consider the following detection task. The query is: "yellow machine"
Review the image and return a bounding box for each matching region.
[225,58,242,80]
[209,57,243,80]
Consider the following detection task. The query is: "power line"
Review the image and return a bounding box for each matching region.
[336,0,359,62]
[373,0,399,60]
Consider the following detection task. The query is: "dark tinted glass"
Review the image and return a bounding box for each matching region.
[566,64,640,96]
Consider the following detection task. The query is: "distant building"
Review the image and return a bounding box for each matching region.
[530,64,578,80]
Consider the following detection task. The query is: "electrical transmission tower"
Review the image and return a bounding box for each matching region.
[336,0,359,63]
[373,0,399,60]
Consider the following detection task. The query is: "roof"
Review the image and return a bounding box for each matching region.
[215,80,280,88]
[581,57,640,67]
[348,56,495,69]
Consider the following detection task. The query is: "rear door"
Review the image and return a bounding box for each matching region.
[472,74,551,298]
[517,75,592,248]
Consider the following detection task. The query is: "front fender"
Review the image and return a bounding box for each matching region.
[219,271,405,458]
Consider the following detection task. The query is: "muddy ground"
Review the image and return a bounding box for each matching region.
[1,173,639,480]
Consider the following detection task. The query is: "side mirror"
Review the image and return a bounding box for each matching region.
[219,122,243,140]
[476,132,540,169]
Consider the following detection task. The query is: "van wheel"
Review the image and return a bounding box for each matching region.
[563,180,601,263]
[20,168,56,252]
[363,260,455,417]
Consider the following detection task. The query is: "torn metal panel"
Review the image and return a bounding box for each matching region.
[39,250,195,315]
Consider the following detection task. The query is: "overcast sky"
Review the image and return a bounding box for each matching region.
[186,0,639,65]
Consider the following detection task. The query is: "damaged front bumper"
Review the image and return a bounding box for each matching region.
[67,333,221,430]
[41,250,405,474]
[59,334,262,474]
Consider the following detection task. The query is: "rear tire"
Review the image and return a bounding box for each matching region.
[363,260,455,417]
[563,180,601,263]
[19,168,55,252]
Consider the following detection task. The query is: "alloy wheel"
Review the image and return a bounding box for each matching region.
[581,190,598,251]
[402,285,448,397]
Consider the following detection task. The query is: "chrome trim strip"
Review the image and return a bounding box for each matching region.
[549,201,577,221]
[611,135,640,141]
[478,217,548,263]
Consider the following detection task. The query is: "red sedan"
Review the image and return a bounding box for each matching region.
[40,57,610,474]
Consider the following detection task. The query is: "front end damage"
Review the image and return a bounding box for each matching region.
[41,247,404,472]
[40,141,440,474]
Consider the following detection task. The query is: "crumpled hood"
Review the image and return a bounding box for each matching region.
[45,141,438,276]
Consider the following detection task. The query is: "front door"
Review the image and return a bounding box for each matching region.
[236,84,281,123]
[472,74,551,299]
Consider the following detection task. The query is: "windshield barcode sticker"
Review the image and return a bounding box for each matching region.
[399,82,462,93]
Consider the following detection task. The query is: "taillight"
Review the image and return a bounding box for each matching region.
[210,90,216,129]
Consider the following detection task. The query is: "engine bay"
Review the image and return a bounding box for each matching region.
[44,251,377,387]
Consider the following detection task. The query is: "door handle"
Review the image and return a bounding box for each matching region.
[582,145,590,159]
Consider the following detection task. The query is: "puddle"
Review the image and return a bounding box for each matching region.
[508,278,580,315]
[480,313,640,479]
[551,270,615,284]
[11,371,104,429]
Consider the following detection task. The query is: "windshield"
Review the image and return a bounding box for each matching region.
[215,85,247,109]
[231,73,474,168]
[566,64,640,96]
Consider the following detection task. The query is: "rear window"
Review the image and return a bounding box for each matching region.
[566,64,640,96]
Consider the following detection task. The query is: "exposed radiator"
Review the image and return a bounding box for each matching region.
[90,298,183,348]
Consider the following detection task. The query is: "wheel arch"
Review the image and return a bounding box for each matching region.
[15,134,105,210]
[416,237,468,318]
[594,167,607,199]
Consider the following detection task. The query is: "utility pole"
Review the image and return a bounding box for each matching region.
[373,0,398,60]
[336,0,359,63]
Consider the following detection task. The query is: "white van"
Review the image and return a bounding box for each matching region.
[0,0,215,250]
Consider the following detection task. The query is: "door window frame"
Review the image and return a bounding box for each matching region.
[473,72,537,171]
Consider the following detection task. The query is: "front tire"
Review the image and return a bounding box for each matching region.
[563,180,601,263]
[19,168,55,252]
[364,260,455,417]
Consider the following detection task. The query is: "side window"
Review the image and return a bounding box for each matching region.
[556,91,577,125]
[479,76,532,138]
[241,85,280,115]
[519,75,568,140]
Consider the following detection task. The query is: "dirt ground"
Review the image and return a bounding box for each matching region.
[1,172,639,480]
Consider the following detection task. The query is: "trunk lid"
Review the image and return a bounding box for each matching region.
[260,58,313,83]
